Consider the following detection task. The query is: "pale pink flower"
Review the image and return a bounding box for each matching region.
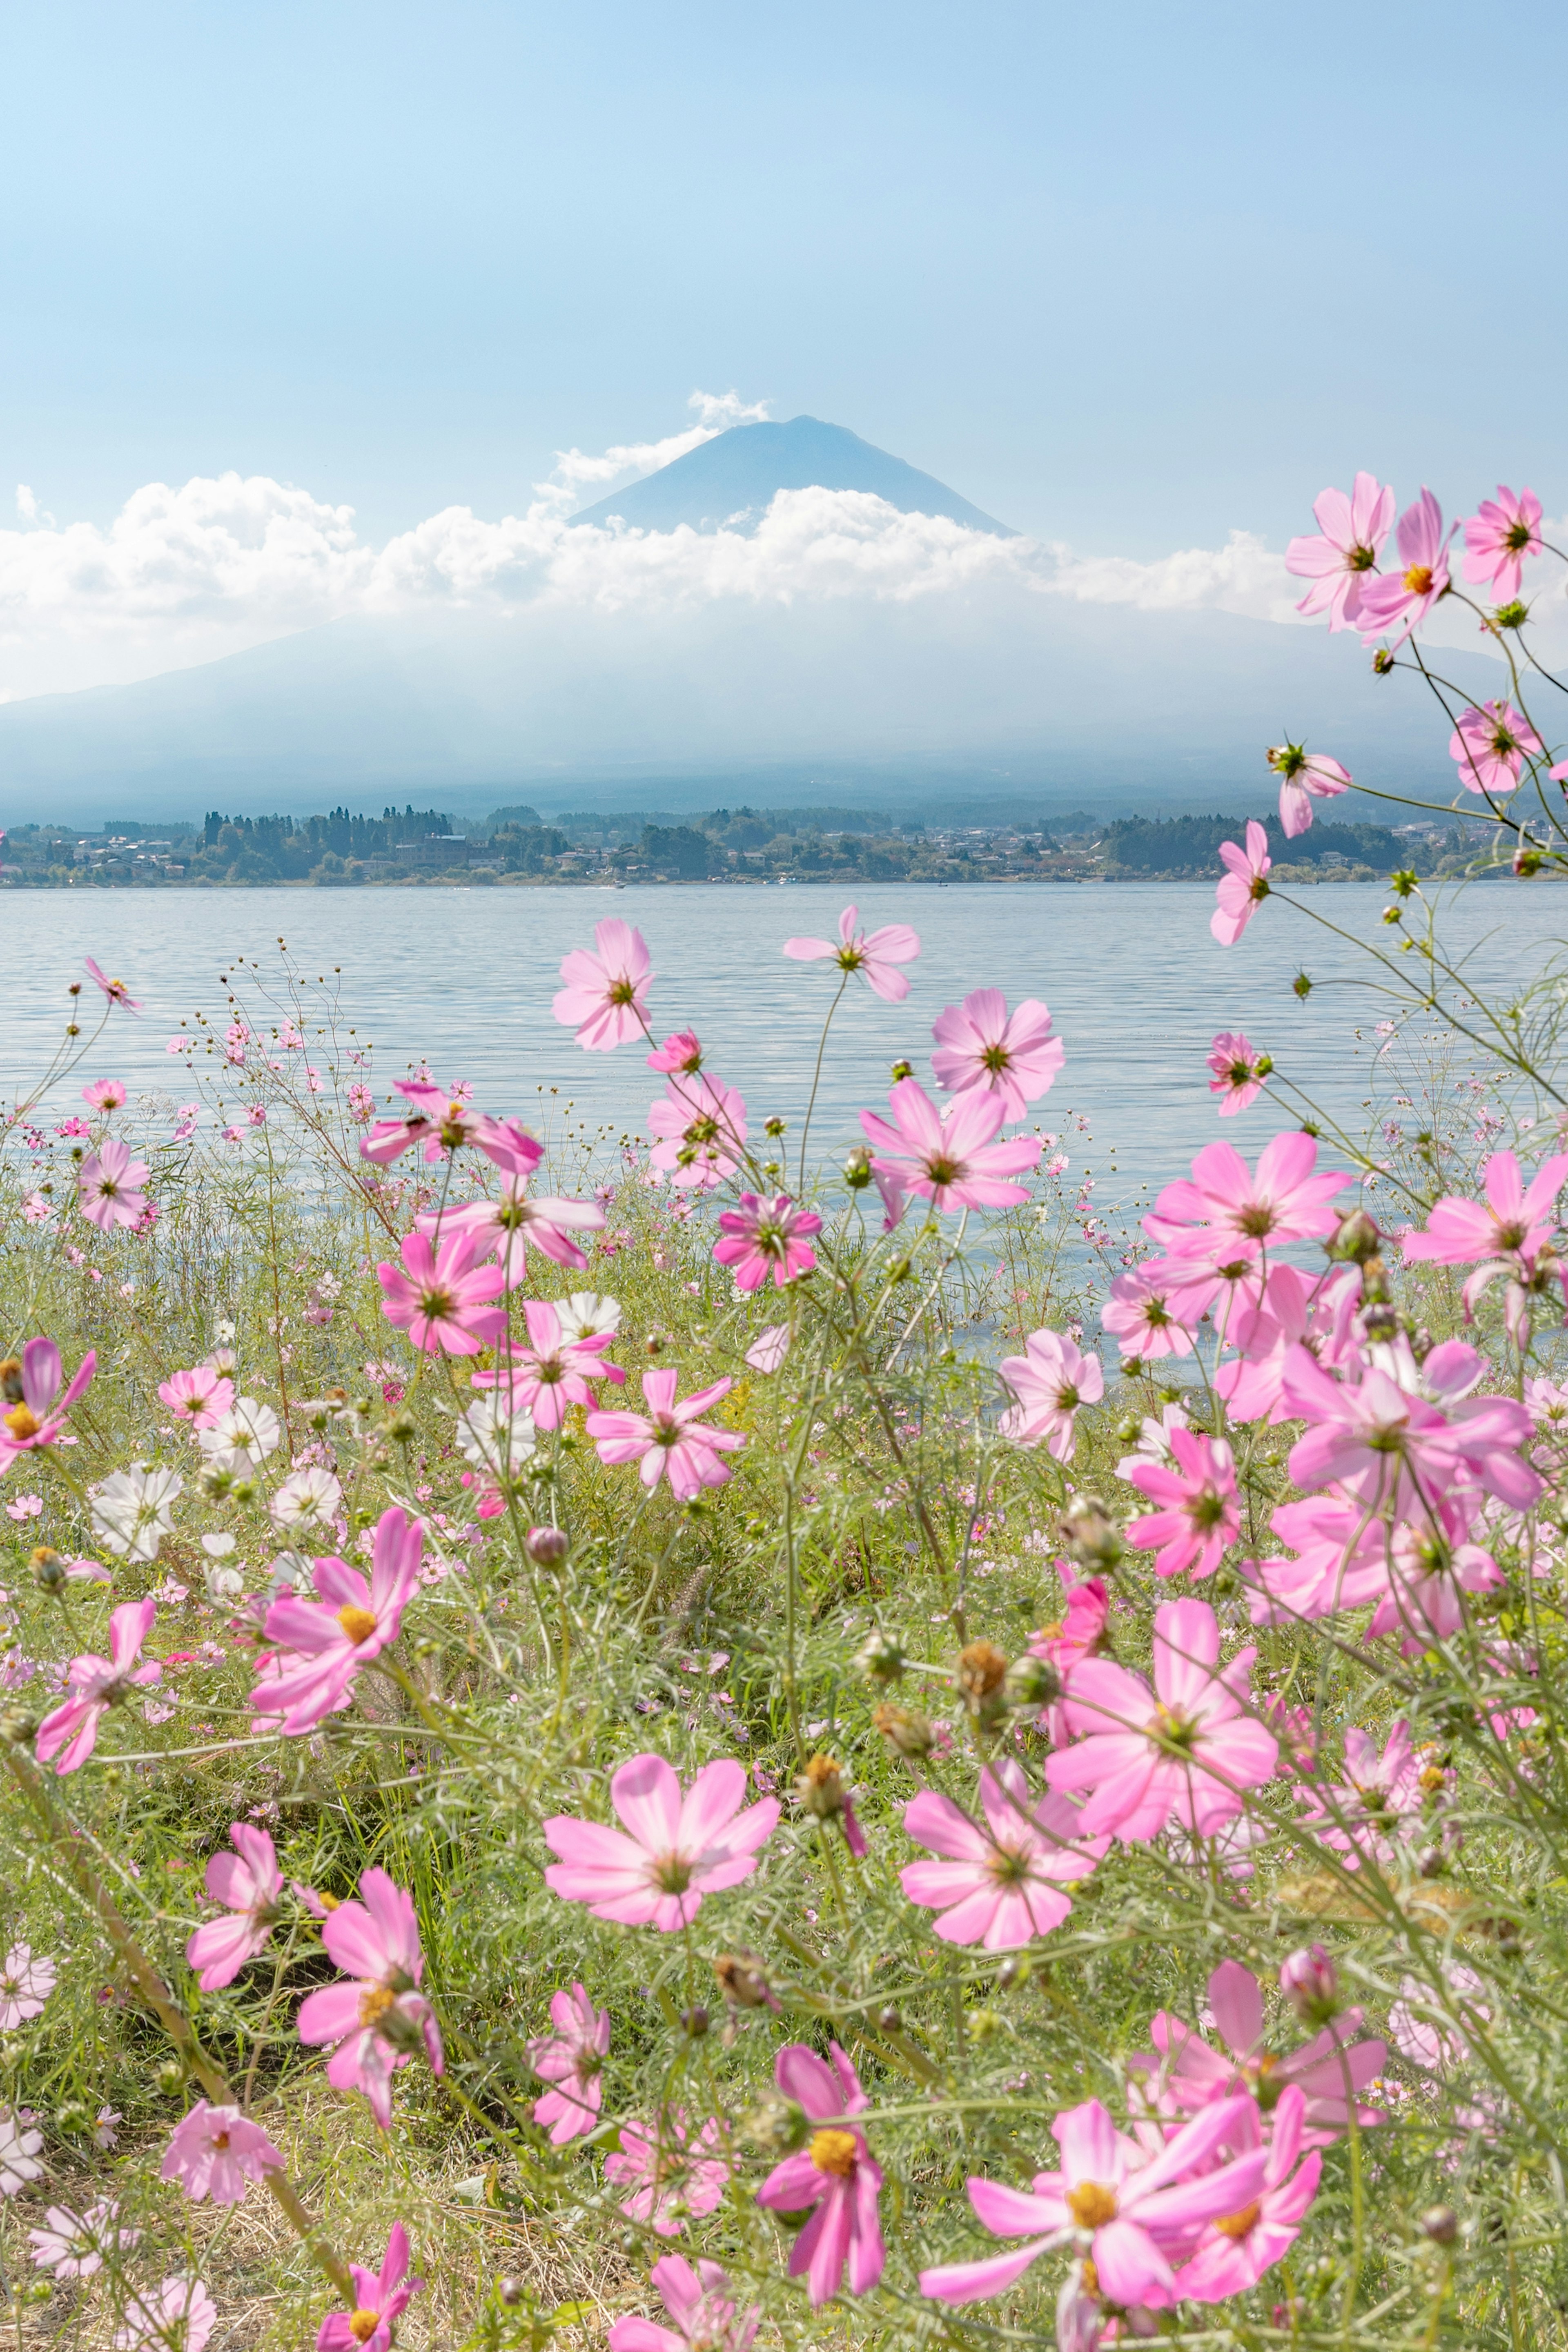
[429,1181,605,1281]
[77,1138,151,1232]
[81,1078,126,1110]
[160,2101,283,2205]
[316,2224,423,2352]
[376,1228,507,1354]
[1280,1341,1540,1512]
[647,1073,748,1189]
[859,1076,1040,1214]
[1206,1031,1270,1117]
[296,1868,443,2128]
[252,1507,422,1735]
[0,2109,44,2193]
[186,1823,283,1989]
[1211,820,1272,945]
[606,2112,730,2238]
[1120,1427,1240,1580]
[36,1601,160,1774]
[1296,1719,1434,1869]
[1462,483,1543,603]
[1047,1598,1277,1841]
[608,2255,759,2352]
[29,2200,138,2278]
[647,1030,704,1075]
[1448,699,1543,797]
[1132,1960,1385,2141]
[901,1760,1103,1948]
[0,1944,56,2027]
[84,958,142,1013]
[997,1328,1104,1461]
[1403,1147,1568,1340]
[745,1324,791,1374]
[586,1368,744,1499]
[1100,1266,1196,1361]
[528,1983,610,2144]
[1267,742,1352,837]
[554,919,653,1049]
[783,904,919,1001]
[1174,2087,1321,2300]
[713,1194,822,1290]
[156,1365,235,1428]
[1285,472,1395,631]
[1145,1132,1348,1273]
[930,989,1063,1120]
[757,2043,885,2304]
[543,1753,778,1931]
[481,1299,624,1430]
[1356,488,1454,646]
[0,1337,95,1469]
[115,2276,218,2352]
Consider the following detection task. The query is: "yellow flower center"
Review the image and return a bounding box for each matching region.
[211,2130,230,2150]
[3,1405,40,1441]
[809,2128,859,2177]
[1403,563,1434,596]
[359,1984,397,2027]
[349,2310,381,2343]
[1067,2180,1118,2229]
[1216,2201,1261,2240]
[336,1605,379,1646]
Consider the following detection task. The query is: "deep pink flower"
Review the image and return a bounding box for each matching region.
[0,1337,95,1470]
[1100,1266,1196,1361]
[1210,820,1271,945]
[544,1754,778,1930]
[1046,1599,1277,1841]
[1285,472,1395,631]
[82,1078,126,1111]
[647,1074,748,1190]
[1120,1427,1240,1580]
[647,1031,704,1075]
[1027,1568,1111,1733]
[1206,1031,1270,1118]
[528,1983,610,2145]
[77,1139,151,1232]
[757,2043,885,2305]
[1175,2086,1321,2301]
[713,1194,822,1290]
[156,1365,234,1428]
[296,1868,443,2128]
[1462,483,1543,604]
[252,1506,423,1735]
[783,904,920,1002]
[554,920,653,1050]
[859,1076,1040,1214]
[586,1368,745,1499]
[997,1328,1104,1461]
[1448,699,1543,797]
[186,1824,283,1989]
[1267,742,1352,838]
[1132,1961,1385,2142]
[930,989,1063,1121]
[919,2094,1267,2312]
[84,958,142,1013]
[1356,488,1454,646]
[36,1601,160,1775]
[606,2113,730,2238]
[160,2102,283,2205]
[316,2223,423,2352]
[480,1299,624,1430]
[901,1760,1103,1948]
[432,1181,606,1283]
[376,1228,507,1354]
[608,2255,759,2352]
[1145,1133,1348,1274]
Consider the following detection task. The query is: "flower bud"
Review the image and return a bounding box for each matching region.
[956,1641,1008,1719]
[742,2092,807,2154]
[385,1411,417,1445]
[843,1146,873,1192]
[712,1951,776,2011]
[1419,2205,1458,2246]
[0,1711,35,1750]
[795,1753,850,1819]
[872,1701,935,1759]
[526,1526,569,1571]
[1060,1494,1122,1572]
[1372,648,1395,675]
[155,2059,186,2096]
[680,2005,710,2039]
[855,1628,906,1684]
[967,2007,1002,2042]
[1279,1944,1339,2025]
[30,1548,66,1594]
[877,2005,902,2033]
[497,2278,527,2308]
[1003,1653,1060,1711]
[1326,1209,1381,1265]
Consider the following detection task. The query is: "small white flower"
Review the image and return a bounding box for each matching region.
[197,1399,281,1475]
[214,1318,236,1343]
[457,1397,536,1481]
[89,1466,183,1564]
[557,1289,621,1341]
[269,1466,342,1532]
[28,2199,138,2278]
[204,1564,244,1603]
[0,2107,44,2194]
[93,2106,120,2151]
[200,1532,236,1559]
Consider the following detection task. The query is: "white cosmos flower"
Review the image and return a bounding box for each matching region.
[457,1396,537,1481]
[269,1466,343,1531]
[89,1466,183,1562]
[197,1398,282,1474]
[557,1290,621,1341]
[0,2109,44,2196]
[0,1944,55,2028]
[28,2199,139,2278]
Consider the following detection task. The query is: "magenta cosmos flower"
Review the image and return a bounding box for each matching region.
[376,1228,507,1354]
[554,919,653,1050]
[1144,1132,1348,1274]
[783,903,919,1001]
[251,1506,423,1735]
[77,1138,151,1233]
[1267,741,1352,838]
[185,1823,283,1990]
[36,1601,160,1775]
[82,1077,126,1110]
[930,989,1063,1122]
[155,1365,233,1428]
[482,1298,624,1431]
[901,1760,1104,1949]
[713,1194,822,1290]
[1206,1031,1270,1118]
[647,1029,704,1075]
[1210,820,1271,946]
[919,2093,1267,2312]
[160,2102,283,2205]
[543,1753,778,1931]
[647,1073,748,1189]
[860,1076,1040,1215]
[296,1868,443,2128]
[1356,488,1454,647]
[1285,472,1395,631]
[430,1181,605,1282]
[1175,2085,1321,2300]
[606,2112,730,2237]
[1448,699,1544,797]
[0,1337,95,1470]
[84,957,142,1013]
[757,2043,884,2305]
[316,2223,423,2352]
[1046,1598,1277,1842]
[1134,1960,1385,2142]
[608,2256,759,2352]
[1100,1266,1196,1361]
[1462,483,1544,604]
[1120,1426,1240,1580]
[586,1368,744,1500]
[997,1328,1103,1462]
[528,1982,610,2145]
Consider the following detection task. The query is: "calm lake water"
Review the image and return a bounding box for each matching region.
[9,880,1565,1200]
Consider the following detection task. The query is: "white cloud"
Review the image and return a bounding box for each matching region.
[532,387,772,515]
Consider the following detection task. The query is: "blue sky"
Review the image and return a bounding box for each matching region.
[4,0,1565,555]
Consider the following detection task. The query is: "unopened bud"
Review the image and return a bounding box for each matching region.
[155,2059,186,2095]
[713,1951,775,2011]
[967,2007,1002,2042]
[1420,2204,1458,2246]
[996,1954,1031,1991]
[795,1753,849,1819]
[0,1711,35,1750]
[1003,1653,1060,1711]
[30,1548,66,1594]
[1327,1209,1381,1265]
[1060,1493,1123,1572]
[889,1059,914,1082]
[1279,1944,1339,2025]
[742,2091,807,2154]
[1372,648,1395,675]
[872,1701,935,1759]
[644,1330,668,1356]
[855,1628,906,1684]
[956,1640,1008,1710]
[844,1146,873,1192]
[526,1526,569,1570]
[497,2277,527,2307]
[385,1411,417,1445]
[680,2005,710,2038]
[877,2005,902,2033]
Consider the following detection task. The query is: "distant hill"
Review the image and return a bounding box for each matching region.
[1103,810,1402,873]
[567,415,1015,537]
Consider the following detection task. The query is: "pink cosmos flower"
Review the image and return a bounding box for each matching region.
[745,1324,791,1374]
[647,1030,704,1075]
[481,1299,624,1430]
[713,1194,822,1290]
[901,1760,1104,1948]
[1403,1146,1568,1340]
[252,1506,423,1734]
[1100,1266,1196,1361]
[1296,1719,1435,1869]
[608,2255,759,2352]
[586,1368,745,1499]
[859,1076,1040,1214]
[36,1601,160,1774]
[316,2224,423,2352]
[756,2044,885,2305]
[919,2094,1267,2312]
[783,904,920,1001]
[544,1753,778,1930]
[0,1944,56,2026]
[77,1138,151,1232]
[1356,488,1454,646]
[606,2113,730,2238]
[156,1365,235,1428]
[996,1328,1104,1461]
[186,1824,283,1989]
[554,919,653,1050]
[82,1078,126,1111]
[1120,1427,1240,1580]
[1144,1133,1348,1274]
[0,1337,95,1469]
[1448,699,1544,797]
[29,2200,138,2278]
[1131,1960,1385,2141]
[296,1868,444,2129]
[1174,2086,1321,2301]
[429,1182,606,1281]
[1046,1598,1277,1841]
[84,958,142,1013]
[376,1228,507,1354]
[1285,472,1395,631]
[528,1983,610,2144]
[114,2276,218,2352]
[1267,742,1352,838]
[1206,1031,1270,1117]
[1210,820,1271,945]
[1462,483,1543,604]
[647,1073,748,1190]
[1280,1341,1541,1513]
[930,989,1064,1121]
[160,2102,283,2205]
